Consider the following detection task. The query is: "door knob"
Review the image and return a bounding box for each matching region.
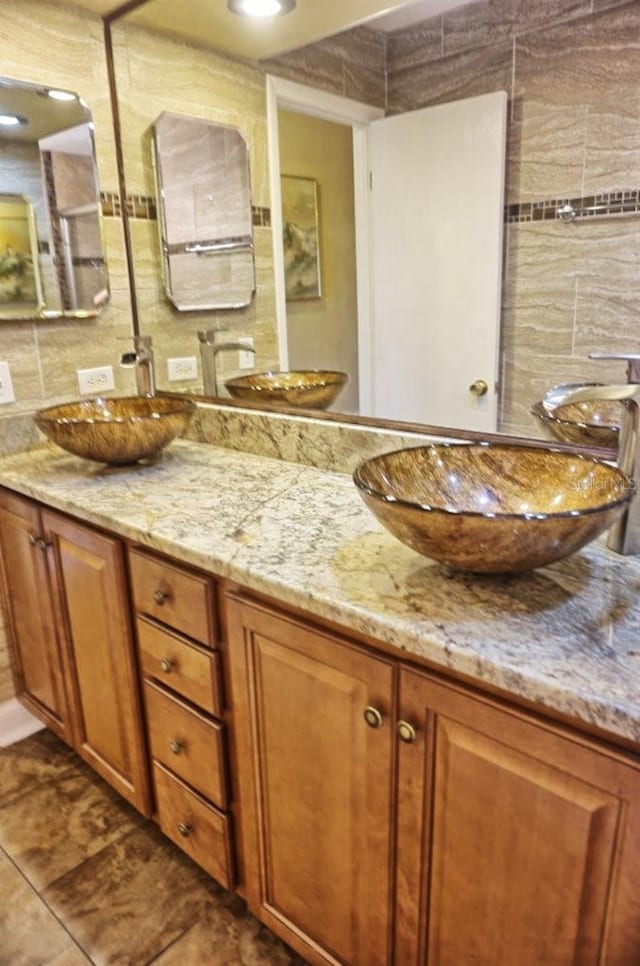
[469,379,488,397]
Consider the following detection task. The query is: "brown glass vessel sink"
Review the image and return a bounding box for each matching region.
[224,370,348,410]
[532,388,622,450]
[34,396,196,465]
[353,443,631,574]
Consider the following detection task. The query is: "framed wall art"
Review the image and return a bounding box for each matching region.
[281,175,321,300]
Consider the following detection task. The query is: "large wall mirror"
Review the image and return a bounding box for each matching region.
[109,0,639,448]
[0,76,109,320]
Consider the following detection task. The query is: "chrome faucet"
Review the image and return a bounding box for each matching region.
[120,335,155,396]
[198,329,256,396]
[555,367,640,555]
[589,352,640,384]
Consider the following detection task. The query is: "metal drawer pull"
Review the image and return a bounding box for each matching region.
[160,658,173,673]
[153,589,169,605]
[363,706,383,729]
[177,822,192,837]
[397,720,417,744]
[170,739,183,755]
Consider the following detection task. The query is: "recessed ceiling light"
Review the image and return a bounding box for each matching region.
[0,113,27,127]
[227,0,295,18]
[47,89,77,102]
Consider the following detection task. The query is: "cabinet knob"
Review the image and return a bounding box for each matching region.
[153,589,169,605]
[27,532,39,546]
[177,822,192,838]
[469,379,488,397]
[363,706,383,729]
[397,720,417,744]
[37,538,52,551]
[170,739,183,755]
[160,657,173,673]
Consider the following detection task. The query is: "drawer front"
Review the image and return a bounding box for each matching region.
[153,762,234,890]
[129,548,215,646]
[144,681,227,808]
[137,618,223,717]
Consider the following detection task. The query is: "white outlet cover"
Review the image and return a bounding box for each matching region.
[167,357,198,381]
[0,361,15,405]
[77,366,115,395]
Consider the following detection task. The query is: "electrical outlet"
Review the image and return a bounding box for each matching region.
[77,365,115,395]
[238,338,255,370]
[0,361,15,405]
[167,357,198,382]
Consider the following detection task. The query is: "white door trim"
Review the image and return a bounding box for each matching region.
[265,75,384,412]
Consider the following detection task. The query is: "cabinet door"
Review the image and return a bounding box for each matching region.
[43,510,150,816]
[227,594,396,966]
[0,490,73,742]
[396,668,640,966]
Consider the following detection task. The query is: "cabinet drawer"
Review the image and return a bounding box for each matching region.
[144,681,227,808]
[129,549,215,646]
[137,618,223,717]
[153,761,234,890]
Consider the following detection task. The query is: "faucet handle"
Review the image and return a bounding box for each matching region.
[589,352,640,384]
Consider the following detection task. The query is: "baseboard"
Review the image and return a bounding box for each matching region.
[0,697,44,747]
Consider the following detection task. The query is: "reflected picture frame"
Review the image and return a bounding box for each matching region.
[281,175,321,301]
[0,194,44,314]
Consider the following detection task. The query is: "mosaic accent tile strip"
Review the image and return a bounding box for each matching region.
[506,189,640,223]
[98,193,272,227]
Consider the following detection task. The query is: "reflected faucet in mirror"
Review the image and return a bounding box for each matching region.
[198,328,256,397]
[120,335,156,397]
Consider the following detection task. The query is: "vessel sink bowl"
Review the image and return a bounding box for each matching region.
[353,443,631,574]
[224,370,348,410]
[532,384,622,450]
[34,396,196,465]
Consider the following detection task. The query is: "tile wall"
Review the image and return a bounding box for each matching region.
[386,0,640,435]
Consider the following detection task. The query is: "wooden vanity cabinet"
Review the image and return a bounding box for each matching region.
[0,490,73,743]
[227,592,397,966]
[0,490,150,814]
[41,509,151,815]
[227,592,640,966]
[130,547,235,890]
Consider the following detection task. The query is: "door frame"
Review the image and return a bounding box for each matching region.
[265,75,384,413]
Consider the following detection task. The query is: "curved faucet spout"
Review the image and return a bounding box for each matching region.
[556,383,640,555]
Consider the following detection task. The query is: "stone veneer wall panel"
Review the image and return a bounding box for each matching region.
[261,25,386,108]
[386,0,640,437]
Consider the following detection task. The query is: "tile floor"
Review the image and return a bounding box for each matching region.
[0,730,308,965]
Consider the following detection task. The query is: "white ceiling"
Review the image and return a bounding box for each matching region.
[70,0,479,59]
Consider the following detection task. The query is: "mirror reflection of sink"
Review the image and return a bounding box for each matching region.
[353,443,631,574]
[531,383,622,450]
[224,370,348,410]
[34,396,196,465]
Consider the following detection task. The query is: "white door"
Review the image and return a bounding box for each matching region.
[367,91,507,432]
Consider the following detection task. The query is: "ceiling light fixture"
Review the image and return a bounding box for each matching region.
[0,113,27,127]
[227,0,295,18]
[47,89,77,102]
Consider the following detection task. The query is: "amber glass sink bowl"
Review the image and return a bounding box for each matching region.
[353,443,632,573]
[532,386,622,450]
[224,370,348,410]
[34,396,196,465]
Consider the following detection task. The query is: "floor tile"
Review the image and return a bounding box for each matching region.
[0,730,76,806]
[43,823,223,965]
[152,902,309,965]
[0,849,89,966]
[0,765,143,890]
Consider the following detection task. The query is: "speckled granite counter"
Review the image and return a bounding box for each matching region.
[1,439,639,745]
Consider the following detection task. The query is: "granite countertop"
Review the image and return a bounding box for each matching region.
[1,439,639,744]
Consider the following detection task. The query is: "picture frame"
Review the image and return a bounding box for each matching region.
[0,194,43,313]
[281,175,322,301]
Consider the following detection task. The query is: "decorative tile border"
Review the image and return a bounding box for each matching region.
[506,189,640,224]
[99,192,272,228]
